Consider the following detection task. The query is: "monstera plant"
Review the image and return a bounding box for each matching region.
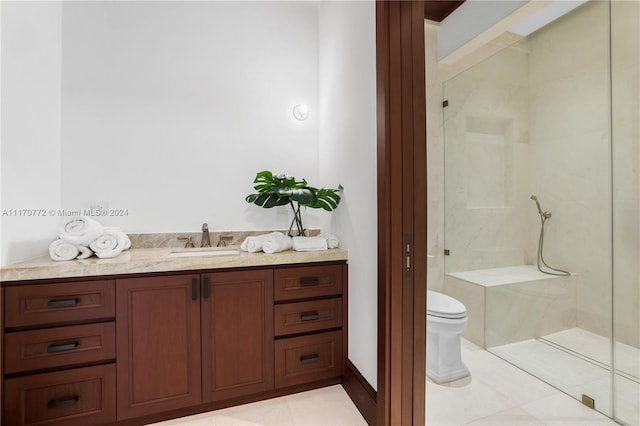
[245,171,341,236]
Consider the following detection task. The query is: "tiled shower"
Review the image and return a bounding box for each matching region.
[439,1,639,424]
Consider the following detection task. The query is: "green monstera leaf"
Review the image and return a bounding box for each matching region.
[245,170,342,236]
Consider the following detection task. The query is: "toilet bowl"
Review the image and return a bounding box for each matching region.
[427,290,469,383]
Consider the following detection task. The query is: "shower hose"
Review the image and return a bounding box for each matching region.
[536,214,570,276]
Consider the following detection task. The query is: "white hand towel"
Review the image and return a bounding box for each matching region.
[58,216,104,246]
[292,236,328,252]
[89,229,130,259]
[320,234,340,249]
[49,239,80,261]
[262,232,293,254]
[240,235,267,253]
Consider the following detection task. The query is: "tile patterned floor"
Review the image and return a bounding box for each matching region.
[489,329,638,425]
[151,338,621,425]
[150,385,367,426]
[428,339,620,426]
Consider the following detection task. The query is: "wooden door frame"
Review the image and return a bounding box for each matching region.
[376,2,427,425]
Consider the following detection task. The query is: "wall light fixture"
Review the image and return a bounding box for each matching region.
[293,104,309,121]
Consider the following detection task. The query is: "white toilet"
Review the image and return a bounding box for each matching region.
[426,290,469,383]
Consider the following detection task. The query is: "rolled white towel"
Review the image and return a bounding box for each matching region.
[58,216,104,246]
[76,245,94,260]
[89,229,130,259]
[320,234,340,249]
[262,232,293,254]
[49,239,80,261]
[292,236,328,252]
[240,234,268,253]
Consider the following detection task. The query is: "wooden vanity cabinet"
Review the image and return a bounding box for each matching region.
[3,261,346,425]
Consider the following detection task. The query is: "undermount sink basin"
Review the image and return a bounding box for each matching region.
[167,248,241,258]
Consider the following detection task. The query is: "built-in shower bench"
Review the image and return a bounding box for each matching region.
[443,265,577,348]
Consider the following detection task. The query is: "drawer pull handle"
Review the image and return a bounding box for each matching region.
[47,396,79,409]
[300,354,320,364]
[47,298,79,308]
[300,311,320,322]
[192,278,198,301]
[47,342,79,353]
[300,277,320,287]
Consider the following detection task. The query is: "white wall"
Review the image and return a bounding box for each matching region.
[1,2,62,266]
[1,1,332,266]
[318,1,377,388]
[60,1,322,234]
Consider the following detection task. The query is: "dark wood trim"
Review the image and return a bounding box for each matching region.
[376,2,392,424]
[342,360,377,426]
[376,1,427,425]
[424,1,464,22]
[410,2,428,425]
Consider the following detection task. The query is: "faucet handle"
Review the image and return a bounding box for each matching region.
[178,236,195,248]
[202,223,209,231]
[217,235,233,247]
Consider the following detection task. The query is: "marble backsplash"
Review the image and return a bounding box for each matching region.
[128,229,320,249]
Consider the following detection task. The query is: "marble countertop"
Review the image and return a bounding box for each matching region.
[0,247,348,282]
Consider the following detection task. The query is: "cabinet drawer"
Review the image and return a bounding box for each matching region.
[4,322,116,374]
[5,280,115,328]
[274,298,342,336]
[4,364,116,426]
[274,265,342,301]
[275,330,343,388]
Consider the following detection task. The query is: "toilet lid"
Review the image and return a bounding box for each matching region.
[427,291,467,319]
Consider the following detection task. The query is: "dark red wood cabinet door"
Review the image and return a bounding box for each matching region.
[201,269,274,402]
[116,274,202,420]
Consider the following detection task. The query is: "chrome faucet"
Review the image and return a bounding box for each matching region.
[201,223,211,247]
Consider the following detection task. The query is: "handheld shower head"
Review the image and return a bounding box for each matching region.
[530,195,544,216]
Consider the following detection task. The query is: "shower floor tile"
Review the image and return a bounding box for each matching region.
[489,330,638,425]
[542,328,640,379]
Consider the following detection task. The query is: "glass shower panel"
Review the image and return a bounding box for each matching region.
[443,0,616,419]
[611,1,640,424]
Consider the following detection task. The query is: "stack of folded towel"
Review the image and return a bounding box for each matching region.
[240,232,293,254]
[240,232,340,254]
[49,216,131,261]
